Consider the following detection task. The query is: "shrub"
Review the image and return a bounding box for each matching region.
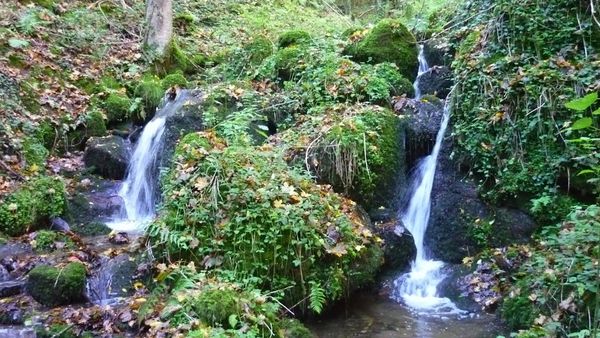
[26,262,86,307]
[149,131,383,313]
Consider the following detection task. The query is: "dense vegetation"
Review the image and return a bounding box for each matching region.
[0,0,598,337]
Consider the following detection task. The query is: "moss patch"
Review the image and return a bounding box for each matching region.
[26,262,86,307]
[103,91,132,123]
[278,30,311,48]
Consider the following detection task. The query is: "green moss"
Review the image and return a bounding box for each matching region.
[194,289,241,328]
[84,109,108,137]
[345,19,418,81]
[22,0,55,9]
[161,73,188,90]
[22,137,49,168]
[133,75,163,122]
[0,176,67,236]
[103,92,131,123]
[273,45,303,81]
[156,40,203,75]
[502,288,537,329]
[245,36,274,65]
[26,262,86,307]
[71,221,111,237]
[279,319,313,338]
[278,30,311,48]
[37,119,57,150]
[32,230,74,252]
[36,324,79,338]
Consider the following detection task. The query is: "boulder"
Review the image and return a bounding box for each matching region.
[83,136,129,180]
[417,66,453,99]
[87,254,139,302]
[26,263,86,307]
[375,222,416,271]
[425,141,538,263]
[344,19,418,81]
[50,217,70,232]
[0,280,24,298]
[423,40,451,67]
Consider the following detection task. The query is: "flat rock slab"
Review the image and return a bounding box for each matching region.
[0,280,24,298]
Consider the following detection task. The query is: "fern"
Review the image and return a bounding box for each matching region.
[308,281,326,314]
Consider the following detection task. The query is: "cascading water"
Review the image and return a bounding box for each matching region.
[391,45,464,315]
[108,90,193,232]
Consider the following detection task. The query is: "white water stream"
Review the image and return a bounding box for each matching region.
[392,46,464,316]
[108,90,192,232]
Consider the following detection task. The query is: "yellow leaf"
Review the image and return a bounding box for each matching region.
[273,199,284,208]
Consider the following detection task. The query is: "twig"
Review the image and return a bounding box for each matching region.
[0,159,24,180]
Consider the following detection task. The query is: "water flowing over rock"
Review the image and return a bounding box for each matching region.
[416,66,453,99]
[110,89,203,232]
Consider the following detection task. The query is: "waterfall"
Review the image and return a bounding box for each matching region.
[413,45,429,99]
[108,90,192,232]
[391,45,464,315]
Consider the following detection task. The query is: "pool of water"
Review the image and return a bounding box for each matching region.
[307,292,507,338]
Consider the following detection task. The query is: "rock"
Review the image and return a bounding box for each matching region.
[437,264,482,313]
[344,19,419,81]
[393,96,445,168]
[417,66,453,99]
[425,141,538,263]
[26,263,86,307]
[83,136,130,180]
[0,303,24,325]
[423,40,450,67]
[0,265,9,282]
[50,217,70,232]
[109,232,129,245]
[0,327,34,338]
[0,280,24,298]
[376,223,416,270]
[87,254,141,302]
[67,179,123,228]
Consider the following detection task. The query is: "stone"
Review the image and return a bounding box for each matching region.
[416,66,453,99]
[50,217,70,232]
[83,136,130,180]
[26,263,86,307]
[109,232,129,245]
[375,222,416,271]
[0,280,24,298]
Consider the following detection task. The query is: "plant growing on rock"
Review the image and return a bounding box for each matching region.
[26,262,87,307]
[149,131,383,313]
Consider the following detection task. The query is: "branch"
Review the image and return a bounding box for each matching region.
[0,159,24,181]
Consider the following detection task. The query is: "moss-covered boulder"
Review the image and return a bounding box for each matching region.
[26,263,86,307]
[345,19,418,81]
[133,75,164,123]
[149,131,383,313]
[244,36,274,65]
[161,73,188,90]
[83,135,129,180]
[0,176,67,236]
[278,30,311,48]
[276,103,406,212]
[102,91,132,123]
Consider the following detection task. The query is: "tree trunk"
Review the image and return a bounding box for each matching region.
[144,0,173,58]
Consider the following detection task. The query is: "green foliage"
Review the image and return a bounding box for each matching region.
[161,73,188,90]
[103,91,132,123]
[149,131,383,313]
[32,230,75,252]
[344,19,418,81]
[502,205,599,335]
[277,103,404,210]
[278,30,312,48]
[0,176,67,236]
[448,0,600,202]
[529,193,577,226]
[22,136,49,169]
[194,289,241,328]
[26,262,86,307]
[84,109,108,137]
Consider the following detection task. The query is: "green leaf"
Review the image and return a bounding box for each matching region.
[577,169,595,176]
[570,117,592,130]
[228,314,238,328]
[592,108,600,115]
[565,93,598,111]
[8,38,30,49]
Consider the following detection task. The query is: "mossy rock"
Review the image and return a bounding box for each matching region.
[32,230,75,252]
[161,73,188,90]
[26,263,86,307]
[194,288,241,328]
[278,30,311,48]
[83,109,108,138]
[155,40,204,75]
[0,176,67,236]
[245,36,274,65]
[279,319,314,338]
[71,221,111,237]
[273,46,303,81]
[103,92,132,123]
[133,75,164,123]
[22,137,49,169]
[345,19,418,81]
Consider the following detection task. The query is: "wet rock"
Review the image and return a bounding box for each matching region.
[0,303,24,325]
[26,262,86,307]
[67,179,123,228]
[423,40,451,67]
[425,141,538,263]
[0,265,9,281]
[50,217,70,232]
[109,232,129,245]
[374,221,416,271]
[87,254,141,303]
[83,135,130,180]
[0,327,34,337]
[0,280,24,298]
[437,264,481,313]
[417,66,453,99]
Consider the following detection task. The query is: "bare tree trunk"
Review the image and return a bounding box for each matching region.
[144,0,173,57]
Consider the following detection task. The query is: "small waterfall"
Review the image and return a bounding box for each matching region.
[391,45,463,315]
[108,90,193,232]
[413,45,429,99]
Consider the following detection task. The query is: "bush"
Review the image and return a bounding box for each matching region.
[149,131,383,313]
[278,30,311,48]
[344,19,418,81]
[0,176,67,236]
[26,262,86,307]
